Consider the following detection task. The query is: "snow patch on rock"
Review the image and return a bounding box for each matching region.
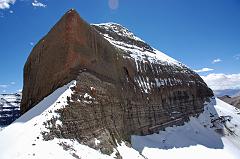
[92,23,184,67]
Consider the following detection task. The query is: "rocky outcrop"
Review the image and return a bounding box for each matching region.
[21,9,213,155]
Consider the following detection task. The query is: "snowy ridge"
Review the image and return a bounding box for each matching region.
[92,23,184,67]
[0,81,77,159]
[0,81,144,159]
[0,81,240,158]
[93,22,145,42]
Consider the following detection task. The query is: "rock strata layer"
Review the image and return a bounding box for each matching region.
[21,9,213,155]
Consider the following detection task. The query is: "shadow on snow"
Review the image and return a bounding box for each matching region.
[131,98,226,152]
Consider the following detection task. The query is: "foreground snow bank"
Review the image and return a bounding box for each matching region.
[0,81,77,159]
[132,98,240,159]
[0,81,240,159]
[0,81,143,159]
[0,126,5,132]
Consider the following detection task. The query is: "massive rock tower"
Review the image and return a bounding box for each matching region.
[21,9,213,154]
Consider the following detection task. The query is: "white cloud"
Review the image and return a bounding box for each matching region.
[9,10,13,13]
[212,58,221,64]
[0,0,16,9]
[32,0,46,8]
[30,42,34,46]
[17,89,22,92]
[10,81,15,85]
[201,73,240,91]
[234,54,240,60]
[0,84,8,88]
[194,68,214,73]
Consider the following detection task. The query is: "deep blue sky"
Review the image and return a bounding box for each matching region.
[0,0,240,93]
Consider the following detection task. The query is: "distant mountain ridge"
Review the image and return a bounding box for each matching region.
[214,89,240,97]
[219,95,240,109]
[0,93,21,125]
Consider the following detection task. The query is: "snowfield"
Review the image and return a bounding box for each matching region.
[0,81,143,159]
[0,126,5,132]
[0,81,240,159]
[132,98,240,159]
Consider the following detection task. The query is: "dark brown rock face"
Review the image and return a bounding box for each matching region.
[21,9,122,114]
[21,9,213,154]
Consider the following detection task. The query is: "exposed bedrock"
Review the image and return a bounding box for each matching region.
[21,9,213,154]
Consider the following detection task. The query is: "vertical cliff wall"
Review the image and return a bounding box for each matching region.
[21,9,213,154]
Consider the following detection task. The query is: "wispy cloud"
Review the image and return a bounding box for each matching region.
[10,81,15,85]
[212,58,221,64]
[0,0,47,13]
[32,0,46,8]
[0,84,8,88]
[234,54,240,60]
[194,68,214,73]
[0,0,16,10]
[201,73,240,91]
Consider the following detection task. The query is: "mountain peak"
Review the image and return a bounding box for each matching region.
[93,22,144,42]
[21,10,124,114]
[65,8,79,17]
[20,9,213,157]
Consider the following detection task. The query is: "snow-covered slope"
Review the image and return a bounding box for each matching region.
[0,81,144,159]
[0,81,239,158]
[132,98,240,159]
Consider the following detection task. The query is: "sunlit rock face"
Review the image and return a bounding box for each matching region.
[21,9,213,154]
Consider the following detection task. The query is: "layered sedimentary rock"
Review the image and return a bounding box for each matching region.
[21,9,213,154]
